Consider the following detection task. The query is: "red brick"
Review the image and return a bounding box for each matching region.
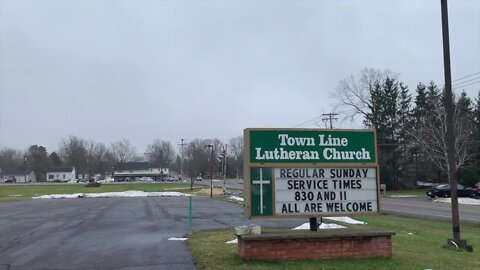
[239,233,393,260]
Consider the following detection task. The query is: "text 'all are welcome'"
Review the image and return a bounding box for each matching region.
[274,168,378,215]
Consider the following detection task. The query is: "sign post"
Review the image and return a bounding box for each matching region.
[244,128,379,219]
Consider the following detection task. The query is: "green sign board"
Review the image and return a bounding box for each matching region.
[244,128,379,219]
[247,129,377,164]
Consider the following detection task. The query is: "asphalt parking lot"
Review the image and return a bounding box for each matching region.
[0,196,300,270]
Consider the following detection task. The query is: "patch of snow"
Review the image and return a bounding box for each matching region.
[168,237,188,241]
[33,193,85,199]
[292,222,346,230]
[226,239,238,244]
[389,195,418,198]
[227,196,244,202]
[320,223,346,229]
[33,191,189,199]
[433,197,480,206]
[324,217,365,224]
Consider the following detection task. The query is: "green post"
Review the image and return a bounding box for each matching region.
[189,196,192,231]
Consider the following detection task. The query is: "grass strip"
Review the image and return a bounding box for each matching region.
[188,214,480,270]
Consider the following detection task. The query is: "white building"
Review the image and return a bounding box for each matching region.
[0,169,37,183]
[46,166,76,182]
[113,162,168,181]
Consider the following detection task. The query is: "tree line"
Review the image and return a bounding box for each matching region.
[0,136,244,182]
[3,67,478,188]
[335,68,480,188]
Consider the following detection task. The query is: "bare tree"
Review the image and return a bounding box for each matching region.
[86,140,95,177]
[333,67,395,124]
[111,138,136,163]
[145,139,175,168]
[91,142,113,176]
[408,98,475,177]
[0,147,24,172]
[60,136,88,175]
[184,138,218,188]
[228,135,244,178]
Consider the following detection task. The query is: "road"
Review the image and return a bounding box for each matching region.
[0,196,301,270]
[381,196,480,223]
[199,179,480,223]
[195,179,243,194]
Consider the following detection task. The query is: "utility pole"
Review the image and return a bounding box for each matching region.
[440,0,472,251]
[178,138,186,180]
[322,113,339,129]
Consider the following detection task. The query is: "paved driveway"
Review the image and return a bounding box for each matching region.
[0,197,300,270]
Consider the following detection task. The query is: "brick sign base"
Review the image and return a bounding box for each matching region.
[237,228,395,260]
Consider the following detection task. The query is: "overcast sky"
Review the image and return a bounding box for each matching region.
[1,0,479,154]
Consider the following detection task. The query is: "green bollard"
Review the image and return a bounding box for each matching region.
[189,196,192,231]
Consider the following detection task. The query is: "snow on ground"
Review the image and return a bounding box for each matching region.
[227,196,244,202]
[292,222,346,230]
[33,191,189,199]
[324,216,366,224]
[226,239,238,244]
[433,197,480,206]
[168,237,188,241]
[389,195,418,198]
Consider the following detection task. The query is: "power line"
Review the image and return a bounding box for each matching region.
[452,80,480,90]
[292,115,323,128]
[293,72,479,130]
[452,77,480,87]
[439,72,480,88]
[451,72,480,83]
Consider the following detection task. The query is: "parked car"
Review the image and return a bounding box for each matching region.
[139,177,154,182]
[416,181,435,188]
[165,177,177,182]
[196,176,203,181]
[474,182,480,199]
[426,183,475,198]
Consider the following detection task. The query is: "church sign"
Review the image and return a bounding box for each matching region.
[244,128,379,218]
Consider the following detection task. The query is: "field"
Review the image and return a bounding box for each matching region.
[188,214,480,270]
[0,182,191,201]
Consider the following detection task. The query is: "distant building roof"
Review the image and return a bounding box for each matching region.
[48,166,75,172]
[114,162,151,171]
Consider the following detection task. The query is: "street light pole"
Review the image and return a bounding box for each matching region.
[207,144,214,198]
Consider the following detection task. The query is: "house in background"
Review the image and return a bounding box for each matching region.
[0,169,37,183]
[46,166,76,182]
[113,162,168,181]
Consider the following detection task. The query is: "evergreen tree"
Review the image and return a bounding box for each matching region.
[413,82,428,123]
[365,80,385,132]
[26,145,50,182]
[396,82,413,186]
[397,82,413,154]
[49,152,63,167]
